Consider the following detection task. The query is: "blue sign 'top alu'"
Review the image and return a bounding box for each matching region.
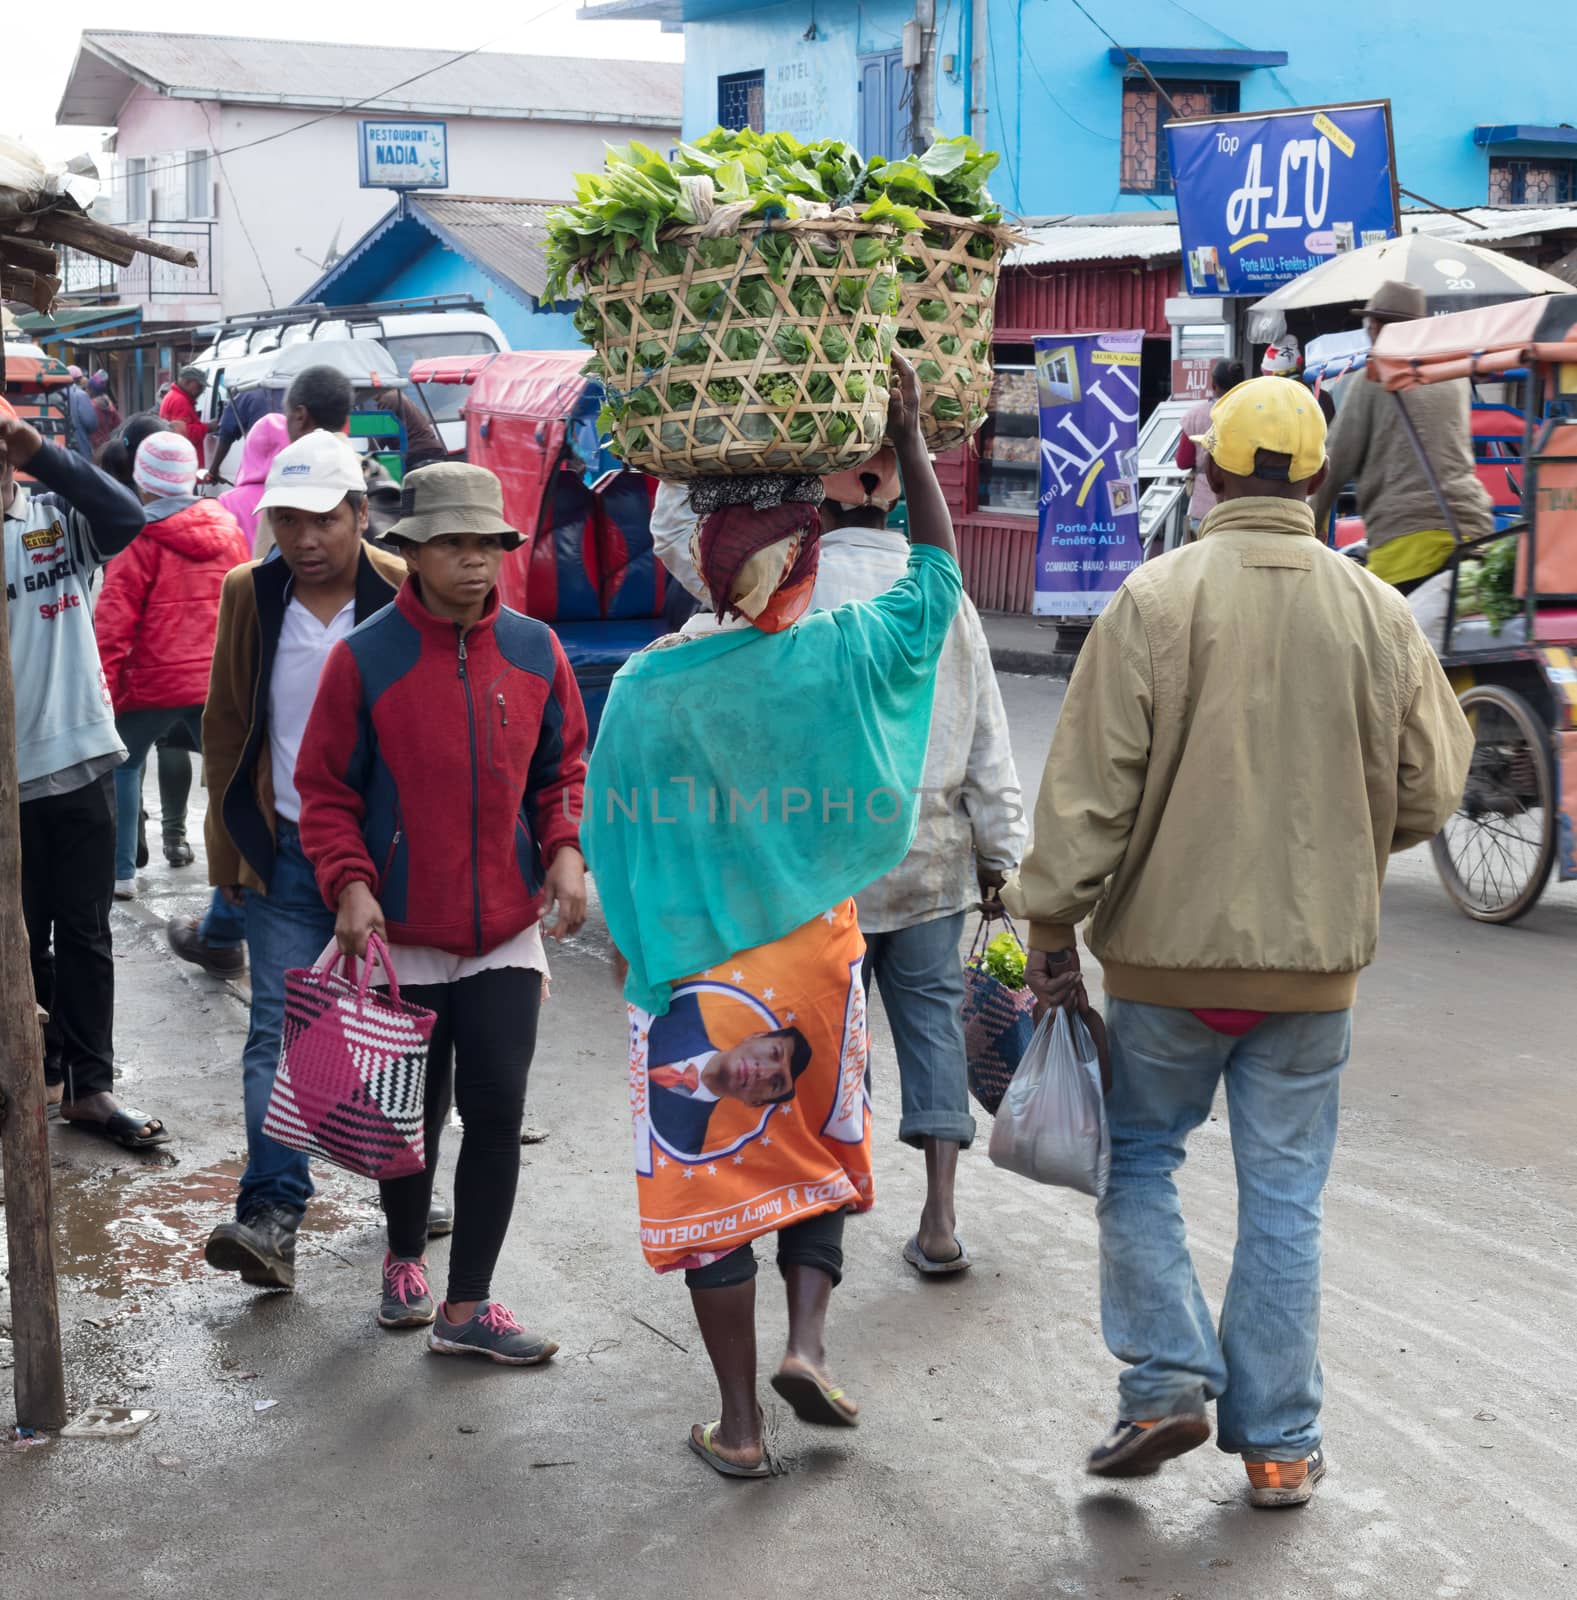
[358,119,449,190]
[1166,101,1400,297]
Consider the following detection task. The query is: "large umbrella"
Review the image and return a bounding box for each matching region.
[1249,234,1571,320]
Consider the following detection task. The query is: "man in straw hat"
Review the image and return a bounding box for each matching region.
[1313,279,1494,590]
[1007,377,1471,1507]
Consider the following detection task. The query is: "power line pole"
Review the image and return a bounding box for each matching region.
[909,0,937,154]
[0,406,69,1432]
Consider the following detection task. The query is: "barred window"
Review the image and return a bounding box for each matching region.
[1121,78,1240,195]
[1489,157,1577,206]
[717,70,765,134]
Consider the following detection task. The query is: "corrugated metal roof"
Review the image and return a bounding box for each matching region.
[1404,206,1577,245]
[1002,205,1577,270]
[410,196,558,303]
[1007,222,1181,268]
[58,30,682,127]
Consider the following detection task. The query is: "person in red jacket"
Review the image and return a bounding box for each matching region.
[296,461,589,1366]
[97,431,250,896]
[158,366,210,459]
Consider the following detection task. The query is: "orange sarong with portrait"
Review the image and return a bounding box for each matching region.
[628,899,874,1274]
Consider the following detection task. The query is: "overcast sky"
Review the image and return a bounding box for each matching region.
[5,5,685,164]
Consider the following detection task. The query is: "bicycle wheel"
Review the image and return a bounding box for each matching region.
[1430,683,1555,923]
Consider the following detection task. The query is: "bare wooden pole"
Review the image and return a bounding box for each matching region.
[0,444,68,1432]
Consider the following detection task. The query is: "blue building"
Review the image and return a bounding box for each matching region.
[298,194,579,351]
[581,0,1577,220]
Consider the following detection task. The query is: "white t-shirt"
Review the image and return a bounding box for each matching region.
[269,595,356,823]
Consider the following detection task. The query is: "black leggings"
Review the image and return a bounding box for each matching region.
[685,1208,847,1292]
[380,966,542,1303]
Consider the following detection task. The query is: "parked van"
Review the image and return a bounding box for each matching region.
[190,295,508,471]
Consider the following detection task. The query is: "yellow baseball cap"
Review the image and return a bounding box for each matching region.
[1193,376,1327,483]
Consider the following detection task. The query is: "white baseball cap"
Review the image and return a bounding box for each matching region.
[257,430,364,514]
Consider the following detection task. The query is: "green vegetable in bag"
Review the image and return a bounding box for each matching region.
[806,372,835,404]
[789,276,827,318]
[866,272,899,315]
[896,326,925,351]
[773,326,812,365]
[916,298,949,322]
[915,359,945,384]
[974,932,1026,989]
[820,327,850,364]
[624,427,650,453]
[721,326,763,362]
[666,380,698,407]
[736,276,776,318]
[706,378,744,405]
[937,334,962,357]
[834,277,865,315]
[759,372,800,407]
[695,236,741,270]
[685,282,724,321]
[640,292,675,330]
[845,374,867,403]
[931,395,963,421]
[626,385,661,418]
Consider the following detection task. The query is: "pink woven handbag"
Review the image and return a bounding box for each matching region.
[263,934,435,1181]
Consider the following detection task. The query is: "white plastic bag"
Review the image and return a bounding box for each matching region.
[988,1007,1110,1197]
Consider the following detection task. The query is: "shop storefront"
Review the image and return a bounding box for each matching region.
[941,225,1181,612]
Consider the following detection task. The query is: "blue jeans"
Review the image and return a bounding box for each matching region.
[862,910,976,1148]
[1097,998,1351,1460]
[199,888,247,949]
[113,705,204,880]
[237,821,330,1219]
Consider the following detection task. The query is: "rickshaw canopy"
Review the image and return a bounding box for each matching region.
[1367,295,1577,390]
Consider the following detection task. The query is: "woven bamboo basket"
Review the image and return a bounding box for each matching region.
[888,210,1018,453]
[577,215,899,477]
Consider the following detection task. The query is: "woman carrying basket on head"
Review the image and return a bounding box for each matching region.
[295,461,589,1365]
[582,355,962,1476]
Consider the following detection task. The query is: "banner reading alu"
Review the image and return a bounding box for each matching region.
[1033,331,1144,618]
[1166,101,1400,297]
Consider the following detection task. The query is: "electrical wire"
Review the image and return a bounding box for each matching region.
[1022,42,1117,143]
[984,5,1022,208]
[199,101,275,309]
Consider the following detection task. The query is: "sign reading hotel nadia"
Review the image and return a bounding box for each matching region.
[1166,101,1399,296]
[358,119,449,190]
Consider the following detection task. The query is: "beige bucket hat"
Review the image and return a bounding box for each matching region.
[385,461,521,549]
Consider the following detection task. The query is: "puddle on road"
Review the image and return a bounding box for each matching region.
[49,1159,382,1301]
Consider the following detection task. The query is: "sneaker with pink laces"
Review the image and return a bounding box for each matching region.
[378,1254,436,1329]
[427,1299,559,1366]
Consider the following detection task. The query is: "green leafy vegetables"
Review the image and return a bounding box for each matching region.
[971,932,1026,990]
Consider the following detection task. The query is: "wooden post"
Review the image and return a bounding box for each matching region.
[0,437,68,1431]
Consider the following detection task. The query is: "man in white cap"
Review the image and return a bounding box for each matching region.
[196,431,406,1289]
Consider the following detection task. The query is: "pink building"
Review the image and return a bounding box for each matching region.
[55,31,682,322]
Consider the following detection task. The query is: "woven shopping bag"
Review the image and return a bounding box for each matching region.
[263,934,435,1181]
[961,915,1038,1116]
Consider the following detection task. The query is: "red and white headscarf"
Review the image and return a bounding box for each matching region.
[133,432,199,498]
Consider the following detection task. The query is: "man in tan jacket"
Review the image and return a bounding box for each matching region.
[1008,378,1471,1506]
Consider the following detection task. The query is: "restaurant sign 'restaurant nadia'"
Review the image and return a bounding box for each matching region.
[357,120,449,190]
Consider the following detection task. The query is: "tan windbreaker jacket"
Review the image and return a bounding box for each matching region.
[1005,497,1473,1012]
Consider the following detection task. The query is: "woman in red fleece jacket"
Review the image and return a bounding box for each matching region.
[97,430,250,893]
[295,462,588,1366]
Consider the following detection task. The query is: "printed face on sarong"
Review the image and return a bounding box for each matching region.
[640,987,812,1163]
[627,900,874,1275]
